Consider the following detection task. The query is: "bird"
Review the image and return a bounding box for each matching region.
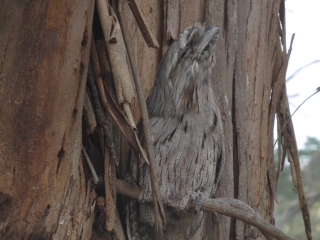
[126,22,225,240]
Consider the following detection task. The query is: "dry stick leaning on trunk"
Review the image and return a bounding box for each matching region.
[116,179,298,240]
[277,9,312,238]
[96,0,165,235]
[125,0,159,48]
[271,33,312,240]
[87,63,118,233]
[276,87,316,240]
[96,1,136,131]
[117,1,166,235]
[90,37,148,163]
[279,89,312,240]
[82,146,100,184]
[89,39,118,162]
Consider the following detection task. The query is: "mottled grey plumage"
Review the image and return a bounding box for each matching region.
[127,23,224,239]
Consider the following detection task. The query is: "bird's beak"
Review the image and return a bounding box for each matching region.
[196,26,219,55]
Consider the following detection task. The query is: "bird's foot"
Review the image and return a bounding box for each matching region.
[190,191,204,214]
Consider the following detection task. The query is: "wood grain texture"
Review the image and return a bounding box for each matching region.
[0,0,95,238]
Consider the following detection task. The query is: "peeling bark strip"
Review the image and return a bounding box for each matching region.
[0,0,307,239]
[89,37,148,164]
[278,87,312,240]
[270,30,312,240]
[119,1,166,235]
[96,1,136,130]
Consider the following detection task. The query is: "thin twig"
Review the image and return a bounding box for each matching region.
[96,0,148,163]
[82,146,100,184]
[270,32,313,240]
[115,179,298,240]
[286,60,320,82]
[279,87,313,240]
[118,1,166,236]
[273,87,320,149]
[125,0,159,48]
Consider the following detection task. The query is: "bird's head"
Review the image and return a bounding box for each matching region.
[177,24,219,65]
[157,23,220,82]
[147,23,220,116]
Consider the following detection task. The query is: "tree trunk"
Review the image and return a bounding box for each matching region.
[118,1,285,239]
[0,0,96,239]
[0,0,291,239]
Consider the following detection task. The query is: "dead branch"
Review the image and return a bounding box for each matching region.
[96,0,136,130]
[96,40,111,75]
[270,32,312,240]
[116,179,298,240]
[124,0,159,48]
[89,37,148,164]
[269,33,295,204]
[83,92,97,134]
[118,2,166,236]
[279,86,312,240]
[81,146,99,184]
[276,34,311,240]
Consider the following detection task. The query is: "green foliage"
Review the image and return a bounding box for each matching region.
[275,137,320,238]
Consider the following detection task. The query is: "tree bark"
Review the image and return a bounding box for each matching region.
[117,0,288,239]
[0,0,300,239]
[0,0,96,238]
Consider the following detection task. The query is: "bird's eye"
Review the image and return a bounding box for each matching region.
[179,50,187,59]
[179,48,190,59]
[203,42,211,52]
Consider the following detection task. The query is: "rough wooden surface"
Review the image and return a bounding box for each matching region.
[0,0,304,239]
[0,0,95,238]
[118,0,295,239]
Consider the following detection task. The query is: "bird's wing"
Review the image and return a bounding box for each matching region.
[140,115,221,209]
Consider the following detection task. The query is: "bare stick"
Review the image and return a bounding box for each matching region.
[96,0,148,164]
[279,87,312,240]
[125,0,159,48]
[82,146,100,184]
[275,34,313,240]
[115,179,298,240]
[118,1,166,236]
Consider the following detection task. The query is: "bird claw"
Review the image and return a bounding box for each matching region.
[190,192,197,203]
[190,192,204,214]
[194,192,204,214]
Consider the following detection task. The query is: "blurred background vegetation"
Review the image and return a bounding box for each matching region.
[275,137,320,238]
[274,1,320,238]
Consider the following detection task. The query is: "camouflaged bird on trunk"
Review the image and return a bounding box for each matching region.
[126,22,225,240]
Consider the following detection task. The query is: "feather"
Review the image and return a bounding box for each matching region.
[127,22,224,239]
